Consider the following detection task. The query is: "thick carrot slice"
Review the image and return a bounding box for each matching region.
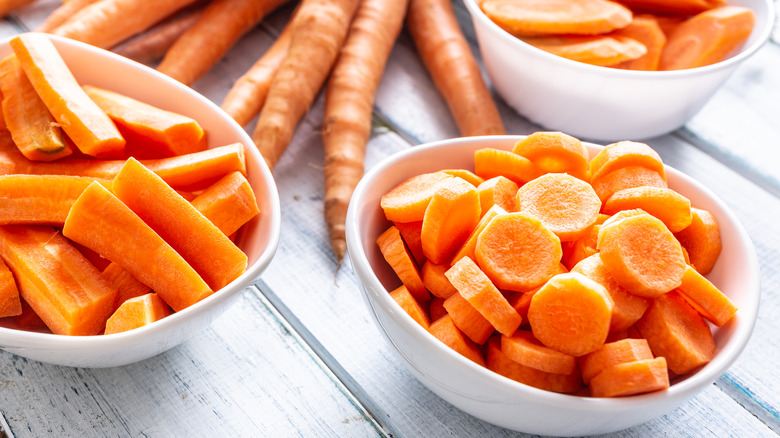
[376,225,429,303]
[522,35,647,67]
[635,291,715,374]
[421,261,458,299]
[659,6,755,71]
[190,171,260,237]
[590,165,667,203]
[611,15,667,71]
[474,148,539,185]
[477,176,518,215]
[603,186,692,233]
[450,204,506,265]
[486,335,583,394]
[394,220,426,266]
[528,272,614,356]
[597,211,687,298]
[480,0,632,36]
[428,314,486,366]
[420,177,481,264]
[0,225,117,335]
[9,33,125,159]
[512,131,590,180]
[578,338,653,385]
[475,212,562,292]
[502,330,577,375]
[390,285,431,330]
[446,257,522,336]
[589,141,666,183]
[0,257,21,318]
[442,290,494,345]
[380,171,452,223]
[101,262,152,312]
[561,213,609,270]
[63,181,213,312]
[676,265,737,327]
[590,357,670,397]
[516,173,601,241]
[571,254,650,332]
[442,168,484,187]
[0,54,72,161]
[674,207,722,275]
[430,296,447,321]
[83,85,205,158]
[614,0,724,15]
[104,292,172,335]
[507,264,568,324]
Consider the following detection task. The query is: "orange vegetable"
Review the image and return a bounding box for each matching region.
[603,186,692,233]
[420,177,481,265]
[394,220,426,266]
[516,173,602,241]
[474,148,539,185]
[590,165,667,203]
[0,54,72,161]
[450,204,506,265]
[380,171,452,223]
[480,0,633,36]
[9,33,126,159]
[429,296,447,321]
[561,213,609,270]
[502,330,577,375]
[442,169,485,187]
[83,85,205,158]
[578,338,653,384]
[390,285,431,330]
[428,314,486,366]
[611,15,667,71]
[442,290,494,345]
[475,212,562,292]
[522,35,647,67]
[0,225,117,335]
[407,0,505,136]
[528,272,614,356]
[589,140,666,183]
[0,297,48,332]
[676,265,737,327]
[376,225,429,303]
[63,181,213,312]
[421,261,458,299]
[0,0,35,18]
[0,257,21,318]
[589,357,669,397]
[101,262,152,312]
[635,291,715,374]
[36,0,102,33]
[674,207,722,275]
[112,6,204,65]
[512,131,590,180]
[615,0,724,15]
[189,171,260,237]
[104,292,172,335]
[477,176,518,215]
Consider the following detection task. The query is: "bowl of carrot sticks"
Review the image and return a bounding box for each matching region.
[345,133,759,435]
[463,0,774,142]
[0,33,281,367]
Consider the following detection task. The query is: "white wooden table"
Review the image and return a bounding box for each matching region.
[1,1,779,437]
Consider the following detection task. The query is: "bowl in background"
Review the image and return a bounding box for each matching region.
[463,0,775,141]
[0,34,282,368]
[345,135,759,435]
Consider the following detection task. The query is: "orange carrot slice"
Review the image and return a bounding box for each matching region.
[611,15,667,71]
[477,176,518,215]
[502,330,577,375]
[659,6,755,71]
[522,35,647,67]
[528,272,614,356]
[516,173,601,241]
[101,262,152,312]
[430,296,447,321]
[474,148,539,185]
[442,168,484,187]
[63,181,213,312]
[0,257,21,318]
[104,292,172,335]
[590,165,667,203]
[446,256,523,336]
[394,220,426,266]
[561,213,609,270]
[450,204,506,265]
[442,289,495,345]
[674,207,722,275]
[603,186,692,233]
[512,131,589,180]
[189,171,260,237]
[421,261,458,299]
[635,291,715,374]
[380,171,452,223]
[590,357,670,397]
[0,225,117,335]
[390,285,431,330]
[428,314,486,366]
[376,225,429,303]
[420,177,481,264]
[475,212,562,292]
[597,211,687,298]
[615,0,724,15]
[589,141,666,183]
[578,338,654,385]
[0,175,109,226]
[676,265,737,327]
[9,33,125,159]
[480,0,633,36]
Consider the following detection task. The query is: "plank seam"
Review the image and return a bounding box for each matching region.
[715,374,780,434]
[0,411,15,438]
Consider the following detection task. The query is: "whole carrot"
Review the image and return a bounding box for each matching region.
[157,0,292,86]
[0,0,35,19]
[406,0,505,136]
[252,0,362,171]
[36,0,101,33]
[322,0,409,263]
[111,6,205,65]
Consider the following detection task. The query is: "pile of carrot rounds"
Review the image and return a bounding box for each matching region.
[377,131,737,398]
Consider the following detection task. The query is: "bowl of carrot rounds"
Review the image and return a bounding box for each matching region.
[463,0,774,141]
[0,33,281,367]
[345,133,759,435]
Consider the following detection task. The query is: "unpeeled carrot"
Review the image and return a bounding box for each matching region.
[578,338,653,385]
[481,0,633,36]
[390,285,431,330]
[0,257,20,318]
[111,6,204,65]
[104,292,172,335]
[407,0,505,136]
[421,177,481,264]
[37,0,102,33]
[675,207,722,275]
[376,225,429,303]
[676,265,737,327]
[429,314,486,366]
[603,186,692,233]
[0,0,35,19]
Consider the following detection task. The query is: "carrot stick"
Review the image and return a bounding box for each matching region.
[322,0,410,264]
[389,285,431,330]
[189,171,260,237]
[429,314,486,366]
[221,19,293,127]
[502,330,577,375]
[578,338,654,385]
[252,0,362,171]
[111,6,204,65]
[420,177,481,265]
[0,0,35,18]
[0,257,21,318]
[674,207,722,275]
[51,0,201,49]
[104,292,172,334]
[36,0,102,33]
[407,0,505,137]
[157,0,291,86]
[589,357,669,397]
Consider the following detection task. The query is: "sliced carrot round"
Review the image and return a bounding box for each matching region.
[474,148,539,185]
[523,35,647,67]
[512,131,589,180]
[589,357,670,397]
[578,338,654,385]
[603,186,692,233]
[611,15,667,71]
[376,225,429,303]
[477,176,518,215]
[380,171,452,223]
[589,141,666,183]
[442,168,485,187]
[420,177,481,264]
[501,330,577,375]
[481,0,633,36]
[674,207,722,275]
[389,285,431,330]
[590,165,667,203]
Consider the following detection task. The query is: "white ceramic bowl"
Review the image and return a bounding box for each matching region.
[345,135,759,436]
[463,0,775,141]
[0,34,281,368]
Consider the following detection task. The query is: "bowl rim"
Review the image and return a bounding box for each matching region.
[462,0,776,79]
[346,134,760,409]
[0,34,282,349]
